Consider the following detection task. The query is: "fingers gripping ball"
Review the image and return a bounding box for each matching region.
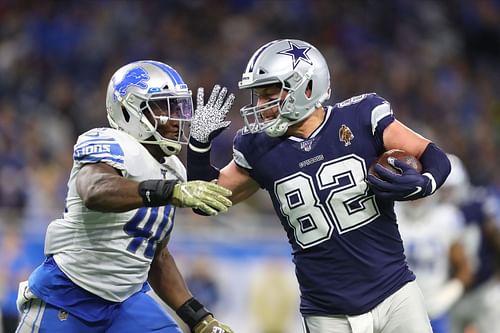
[367,149,432,201]
[368,149,422,178]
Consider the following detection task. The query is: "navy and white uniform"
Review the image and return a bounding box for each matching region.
[233,94,415,316]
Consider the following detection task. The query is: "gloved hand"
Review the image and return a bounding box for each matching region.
[190,84,235,150]
[16,280,36,313]
[193,314,235,333]
[171,180,232,216]
[366,159,433,201]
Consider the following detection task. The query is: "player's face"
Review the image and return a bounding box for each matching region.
[147,100,180,140]
[254,85,285,121]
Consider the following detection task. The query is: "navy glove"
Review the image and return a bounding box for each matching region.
[367,159,433,201]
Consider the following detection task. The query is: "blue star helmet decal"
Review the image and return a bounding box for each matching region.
[277,41,313,69]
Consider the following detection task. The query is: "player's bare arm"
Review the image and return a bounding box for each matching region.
[76,162,144,212]
[77,162,232,215]
[382,120,431,158]
[148,240,193,309]
[149,240,234,333]
[219,160,260,204]
[449,241,473,287]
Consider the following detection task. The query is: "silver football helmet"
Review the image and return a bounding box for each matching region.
[106,60,193,155]
[239,39,331,137]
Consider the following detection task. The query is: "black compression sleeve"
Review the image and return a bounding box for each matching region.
[187,143,220,182]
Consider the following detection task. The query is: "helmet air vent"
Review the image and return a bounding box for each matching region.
[121,107,130,122]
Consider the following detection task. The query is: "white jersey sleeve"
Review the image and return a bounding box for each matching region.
[44,127,185,302]
[397,201,466,316]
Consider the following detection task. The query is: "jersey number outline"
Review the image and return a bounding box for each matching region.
[123,206,174,258]
[274,154,380,249]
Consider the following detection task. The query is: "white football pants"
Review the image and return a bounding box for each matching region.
[302,281,432,333]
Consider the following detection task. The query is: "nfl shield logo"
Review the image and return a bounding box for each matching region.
[58,310,69,321]
[300,139,314,152]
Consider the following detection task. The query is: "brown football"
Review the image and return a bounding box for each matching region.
[368,149,422,178]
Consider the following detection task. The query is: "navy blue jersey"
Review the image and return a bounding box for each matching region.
[460,189,497,289]
[233,94,415,315]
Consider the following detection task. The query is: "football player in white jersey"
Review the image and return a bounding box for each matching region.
[396,157,473,333]
[15,60,235,333]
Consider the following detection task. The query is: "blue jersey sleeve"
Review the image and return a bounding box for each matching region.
[232,129,283,175]
[232,129,251,170]
[73,128,125,172]
[334,93,395,153]
[358,93,394,149]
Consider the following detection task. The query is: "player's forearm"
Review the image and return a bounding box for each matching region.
[426,278,464,318]
[219,162,259,204]
[149,247,192,310]
[187,144,220,182]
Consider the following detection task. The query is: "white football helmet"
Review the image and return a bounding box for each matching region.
[438,153,470,205]
[106,60,193,155]
[239,39,331,137]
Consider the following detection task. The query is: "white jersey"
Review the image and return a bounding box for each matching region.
[44,127,185,302]
[396,199,465,314]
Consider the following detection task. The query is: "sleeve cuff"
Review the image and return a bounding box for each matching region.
[189,138,211,153]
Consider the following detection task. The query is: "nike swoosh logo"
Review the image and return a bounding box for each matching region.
[404,186,422,199]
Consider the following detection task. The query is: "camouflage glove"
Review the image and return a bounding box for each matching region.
[193,315,235,333]
[190,85,234,152]
[171,180,232,216]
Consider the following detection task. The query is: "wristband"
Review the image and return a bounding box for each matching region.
[420,143,451,194]
[189,137,211,153]
[138,179,177,207]
[176,297,212,329]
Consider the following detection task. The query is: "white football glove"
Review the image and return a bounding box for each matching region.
[190,85,234,151]
[16,280,36,313]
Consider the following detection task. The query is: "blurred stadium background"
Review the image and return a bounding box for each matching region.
[0,1,499,332]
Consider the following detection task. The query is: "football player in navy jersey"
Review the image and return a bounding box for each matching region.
[188,39,451,333]
[15,61,235,333]
[444,155,500,333]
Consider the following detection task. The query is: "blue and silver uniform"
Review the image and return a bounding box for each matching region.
[26,127,184,322]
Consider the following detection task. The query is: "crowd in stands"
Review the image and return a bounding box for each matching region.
[0,1,499,332]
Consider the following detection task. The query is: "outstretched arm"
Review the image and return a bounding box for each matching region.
[219,161,260,204]
[188,84,259,204]
[76,162,232,215]
[76,162,144,212]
